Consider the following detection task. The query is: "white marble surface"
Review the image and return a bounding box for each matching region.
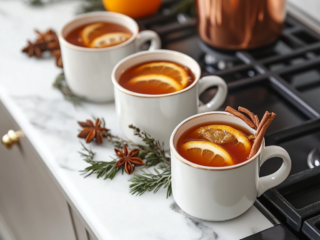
[0,2,274,240]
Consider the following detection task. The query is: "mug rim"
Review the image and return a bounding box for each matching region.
[111,49,201,98]
[59,11,138,52]
[170,111,264,171]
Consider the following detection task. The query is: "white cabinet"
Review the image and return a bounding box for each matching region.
[0,101,76,240]
[69,207,98,240]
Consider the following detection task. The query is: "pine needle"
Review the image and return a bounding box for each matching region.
[129,164,172,198]
[76,0,105,14]
[129,125,170,167]
[53,73,85,106]
[79,143,119,180]
[78,123,173,198]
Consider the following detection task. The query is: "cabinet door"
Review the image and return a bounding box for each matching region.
[0,101,76,240]
[69,207,89,240]
[69,207,99,240]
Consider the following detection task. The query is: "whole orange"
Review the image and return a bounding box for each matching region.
[102,0,162,19]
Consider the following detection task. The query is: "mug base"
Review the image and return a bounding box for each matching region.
[173,200,252,222]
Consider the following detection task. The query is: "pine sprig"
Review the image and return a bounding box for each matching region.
[79,143,119,180]
[129,164,172,198]
[76,0,105,14]
[82,159,118,179]
[105,132,141,150]
[78,123,173,198]
[91,116,140,149]
[79,142,95,160]
[129,125,170,167]
[53,73,85,106]
[101,122,170,167]
[27,0,44,6]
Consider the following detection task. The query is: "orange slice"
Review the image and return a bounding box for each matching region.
[81,23,104,47]
[128,74,182,92]
[182,141,233,166]
[135,62,189,88]
[194,125,252,154]
[89,33,131,48]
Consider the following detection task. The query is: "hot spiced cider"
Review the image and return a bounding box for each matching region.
[65,21,132,48]
[177,122,254,167]
[118,61,195,94]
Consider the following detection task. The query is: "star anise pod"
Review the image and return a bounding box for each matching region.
[35,29,56,43]
[51,49,63,68]
[22,29,61,62]
[47,41,60,51]
[114,145,145,175]
[78,118,109,144]
[55,54,63,68]
[22,41,44,58]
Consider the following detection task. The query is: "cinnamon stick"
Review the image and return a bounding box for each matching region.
[238,106,258,129]
[254,115,260,127]
[226,106,256,129]
[249,113,276,158]
[256,111,271,136]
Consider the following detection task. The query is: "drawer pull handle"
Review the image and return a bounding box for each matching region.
[2,130,23,149]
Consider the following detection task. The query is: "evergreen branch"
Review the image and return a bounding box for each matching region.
[129,164,172,198]
[78,124,172,198]
[99,122,169,168]
[81,159,118,179]
[27,0,44,6]
[129,124,162,151]
[105,132,141,149]
[90,116,142,149]
[76,0,106,14]
[26,0,105,12]
[129,125,170,167]
[53,73,85,106]
[79,143,119,180]
[78,142,95,160]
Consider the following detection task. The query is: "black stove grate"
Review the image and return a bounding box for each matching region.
[137,4,320,240]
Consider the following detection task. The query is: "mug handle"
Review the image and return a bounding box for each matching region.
[257,146,291,197]
[136,30,161,51]
[197,76,228,113]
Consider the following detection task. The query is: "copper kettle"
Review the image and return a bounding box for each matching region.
[196,0,286,50]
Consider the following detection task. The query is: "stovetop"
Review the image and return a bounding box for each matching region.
[136,2,320,240]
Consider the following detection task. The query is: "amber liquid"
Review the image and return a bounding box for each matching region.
[177,122,253,167]
[118,61,196,94]
[65,21,132,48]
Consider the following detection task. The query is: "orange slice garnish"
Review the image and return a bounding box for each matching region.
[128,74,182,92]
[89,32,131,48]
[194,125,252,154]
[182,141,233,166]
[135,62,189,88]
[81,23,104,47]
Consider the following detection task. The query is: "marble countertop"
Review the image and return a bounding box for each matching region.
[0,2,275,240]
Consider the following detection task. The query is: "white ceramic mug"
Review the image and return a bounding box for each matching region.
[59,12,161,102]
[170,111,291,221]
[112,50,228,149]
